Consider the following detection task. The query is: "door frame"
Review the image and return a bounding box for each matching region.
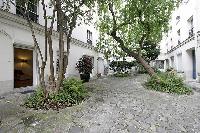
[13,44,34,88]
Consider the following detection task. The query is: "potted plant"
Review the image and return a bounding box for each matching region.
[76,55,93,82]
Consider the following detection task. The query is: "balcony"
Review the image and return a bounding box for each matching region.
[16,1,38,23]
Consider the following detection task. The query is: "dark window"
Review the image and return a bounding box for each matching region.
[176,16,180,24]
[177,29,180,36]
[178,40,181,44]
[188,16,194,37]
[16,0,38,23]
[87,30,92,45]
[189,27,194,37]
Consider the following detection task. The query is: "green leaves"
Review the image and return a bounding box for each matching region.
[76,55,94,74]
[97,0,179,55]
[110,60,136,73]
[146,72,192,95]
[24,78,88,110]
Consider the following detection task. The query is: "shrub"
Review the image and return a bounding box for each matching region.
[109,60,136,73]
[25,78,87,110]
[113,72,130,77]
[76,55,93,74]
[135,63,148,74]
[24,88,45,109]
[145,72,192,95]
[166,67,174,72]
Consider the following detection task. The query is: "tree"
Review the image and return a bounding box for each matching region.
[142,41,160,63]
[97,0,179,76]
[4,0,94,94]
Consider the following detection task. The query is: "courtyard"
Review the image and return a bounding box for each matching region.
[1,74,200,133]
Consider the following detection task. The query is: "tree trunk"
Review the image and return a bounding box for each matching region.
[40,62,46,88]
[47,33,56,91]
[110,32,155,76]
[56,0,65,91]
[131,53,155,76]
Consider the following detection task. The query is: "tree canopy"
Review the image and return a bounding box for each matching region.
[96,0,179,75]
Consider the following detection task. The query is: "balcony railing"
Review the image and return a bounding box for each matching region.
[167,35,195,54]
[16,1,38,23]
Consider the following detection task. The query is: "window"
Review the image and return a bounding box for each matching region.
[177,29,180,36]
[155,60,164,69]
[169,26,172,33]
[181,0,189,4]
[188,16,194,37]
[87,30,92,45]
[166,43,169,52]
[176,16,180,24]
[170,38,173,49]
[16,0,38,23]
[170,56,175,69]
[177,53,183,72]
[177,29,181,44]
[178,40,181,44]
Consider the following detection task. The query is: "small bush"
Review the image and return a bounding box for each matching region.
[24,88,45,109]
[145,72,192,95]
[25,78,87,110]
[113,72,130,77]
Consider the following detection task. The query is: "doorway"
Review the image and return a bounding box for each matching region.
[192,50,196,79]
[14,48,33,88]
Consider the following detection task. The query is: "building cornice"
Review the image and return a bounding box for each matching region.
[0,9,95,50]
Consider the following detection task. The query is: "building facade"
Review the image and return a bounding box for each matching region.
[0,0,106,94]
[155,0,200,82]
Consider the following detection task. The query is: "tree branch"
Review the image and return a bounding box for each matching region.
[41,0,48,62]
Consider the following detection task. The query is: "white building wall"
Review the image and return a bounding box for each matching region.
[0,30,14,94]
[2,0,98,45]
[157,0,200,82]
[0,1,105,94]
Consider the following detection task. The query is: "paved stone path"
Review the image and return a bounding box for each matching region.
[1,75,200,132]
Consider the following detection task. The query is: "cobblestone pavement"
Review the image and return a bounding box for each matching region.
[186,81,200,93]
[1,75,200,133]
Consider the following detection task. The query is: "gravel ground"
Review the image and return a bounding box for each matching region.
[1,74,200,133]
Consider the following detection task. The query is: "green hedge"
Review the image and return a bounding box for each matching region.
[145,72,192,95]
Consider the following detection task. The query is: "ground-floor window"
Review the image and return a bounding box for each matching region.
[155,60,164,69]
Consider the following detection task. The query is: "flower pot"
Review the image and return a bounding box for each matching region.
[80,73,90,82]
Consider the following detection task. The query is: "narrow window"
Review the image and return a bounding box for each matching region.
[177,29,181,44]
[188,16,194,37]
[176,16,180,24]
[87,30,92,45]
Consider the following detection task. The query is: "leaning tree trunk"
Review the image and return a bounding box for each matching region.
[131,53,155,76]
[110,32,156,76]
